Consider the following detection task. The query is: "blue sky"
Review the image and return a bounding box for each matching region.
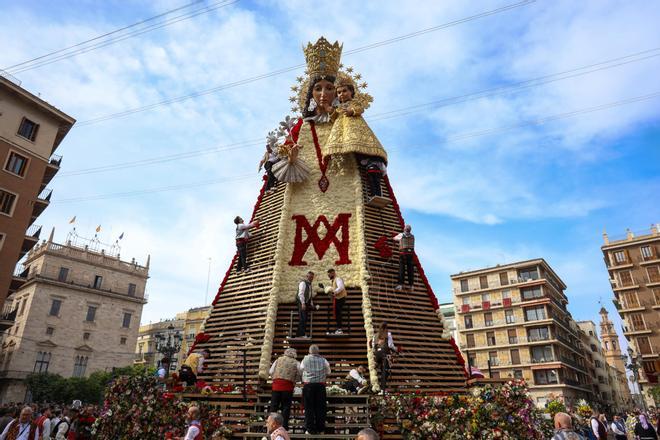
[1,0,659,344]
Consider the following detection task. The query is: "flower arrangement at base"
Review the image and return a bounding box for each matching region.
[373,380,552,439]
[92,374,233,439]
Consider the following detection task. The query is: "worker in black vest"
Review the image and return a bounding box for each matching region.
[392,225,415,291]
[296,271,315,338]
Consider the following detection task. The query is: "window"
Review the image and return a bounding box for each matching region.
[83,332,90,341]
[460,279,469,293]
[128,283,136,296]
[464,315,473,329]
[484,312,493,327]
[486,331,496,346]
[491,371,501,379]
[488,351,498,366]
[499,272,509,286]
[85,306,97,322]
[49,299,62,316]
[618,271,634,286]
[613,250,627,263]
[508,329,518,344]
[466,333,475,348]
[513,369,523,380]
[501,289,511,299]
[534,369,558,385]
[612,340,617,350]
[461,297,469,305]
[479,276,488,289]
[505,309,515,324]
[120,337,127,345]
[521,286,543,300]
[518,267,539,281]
[629,313,646,331]
[590,344,597,352]
[524,306,546,321]
[647,265,660,283]
[138,343,144,354]
[528,327,549,342]
[604,341,609,350]
[531,346,553,362]
[0,189,17,216]
[17,118,39,141]
[0,233,5,251]
[73,356,88,377]
[122,312,132,328]
[481,293,490,302]
[18,298,27,316]
[654,288,660,305]
[57,267,69,282]
[510,349,520,365]
[636,336,653,354]
[46,327,54,336]
[33,352,51,373]
[4,151,29,176]
[93,275,103,289]
[640,246,654,260]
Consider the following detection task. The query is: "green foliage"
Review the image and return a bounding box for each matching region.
[545,397,567,417]
[648,385,660,405]
[25,365,154,404]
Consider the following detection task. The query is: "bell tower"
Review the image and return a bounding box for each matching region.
[599,306,626,373]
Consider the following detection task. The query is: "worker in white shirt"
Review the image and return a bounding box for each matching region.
[296,271,316,338]
[234,216,260,274]
[322,268,347,334]
[342,365,368,393]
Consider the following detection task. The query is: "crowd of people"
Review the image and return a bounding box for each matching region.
[551,408,660,440]
[0,401,97,440]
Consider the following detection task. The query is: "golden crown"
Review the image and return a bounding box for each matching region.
[303,37,343,78]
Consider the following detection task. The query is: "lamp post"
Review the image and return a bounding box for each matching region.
[155,323,182,373]
[625,347,647,411]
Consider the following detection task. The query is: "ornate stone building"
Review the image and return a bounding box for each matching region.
[175,306,211,367]
[599,307,633,411]
[134,319,184,370]
[452,259,592,407]
[0,230,149,402]
[0,75,75,322]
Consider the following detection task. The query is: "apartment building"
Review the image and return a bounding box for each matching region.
[577,321,617,411]
[0,75,75,321]
[452,259,592,407]
[0,231,149,402]
[602,225,660,391]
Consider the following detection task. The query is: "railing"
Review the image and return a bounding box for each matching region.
[25,224,42,239]
[48,155,63,167]
[528,333,551,342]
[560,355,586,370]
[531,357,556,363]
[37,188,52,202]
[0,306,17,322]
[13,265,28,278]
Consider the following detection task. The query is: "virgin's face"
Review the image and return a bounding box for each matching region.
[312,79,336,112]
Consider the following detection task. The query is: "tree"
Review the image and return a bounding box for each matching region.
[648,385,660,406]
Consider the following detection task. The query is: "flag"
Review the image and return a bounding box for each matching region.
[118,232,124,240]
[69,216,76,224]
[96,225,101,233]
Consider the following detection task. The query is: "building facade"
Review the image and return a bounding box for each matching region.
[175,306,211,366]
[602,225,660,393]
[0,231,149,403]
[452,259,592,407]
[599,307,633,411]
[134,319,184,370]
[0,76,75,321]
[577,321,617,412]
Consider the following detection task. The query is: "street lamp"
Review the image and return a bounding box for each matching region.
[155,323,183,372]
[625,347,648,412]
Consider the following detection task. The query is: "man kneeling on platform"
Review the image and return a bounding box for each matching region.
[322,268,347,335]
[296,271,316,338]
[342,365,368,394]
[268,348,300,430]
[179,348,210,386]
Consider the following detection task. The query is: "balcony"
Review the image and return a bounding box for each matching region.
[0,305,18,331]
[42,155,62,187]
[9,265,29,294]
[646,273,660,286]
[622,324,653,336]
[19,224,42,259]
[530,356,556,364]
[612,277,640,291]
[31,188,52,219]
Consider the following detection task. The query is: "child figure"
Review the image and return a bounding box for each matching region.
[324,77,387,163]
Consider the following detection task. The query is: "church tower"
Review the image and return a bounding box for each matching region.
[599,307,626,374]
